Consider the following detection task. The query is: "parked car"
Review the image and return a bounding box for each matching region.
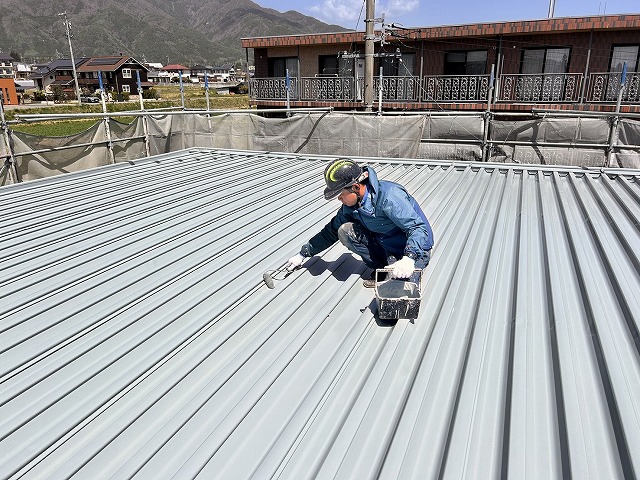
[80,94,100,103]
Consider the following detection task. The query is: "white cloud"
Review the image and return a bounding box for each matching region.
[309,0,365,26]
[308,0,420,27]
[384,0,419,14]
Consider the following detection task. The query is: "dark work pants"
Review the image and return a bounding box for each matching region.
[337,222,431,272]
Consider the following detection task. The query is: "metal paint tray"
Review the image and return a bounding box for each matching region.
[374,268,422,320]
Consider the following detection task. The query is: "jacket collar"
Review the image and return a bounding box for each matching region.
[363,166,379,203]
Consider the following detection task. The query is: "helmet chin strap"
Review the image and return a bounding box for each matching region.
[351,184,363,206]
[353,171,368,206]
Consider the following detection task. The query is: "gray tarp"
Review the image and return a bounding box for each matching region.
[489,117,611,167]
[12,119,145,182]
[145,113,425,158]
[3,112,639,185]
[616,119,640,168]
[418,115,484,161]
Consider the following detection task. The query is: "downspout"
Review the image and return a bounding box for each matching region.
[419,39,424,103]
[297,45,301,102]
[579,30,593,105]
[494,35,503,105]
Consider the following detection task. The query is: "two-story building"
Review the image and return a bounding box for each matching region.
[0,53,15,78]
[242,14,640,113]
[30,58,88,95]
[76,56,151,95]
[161,64,190,82]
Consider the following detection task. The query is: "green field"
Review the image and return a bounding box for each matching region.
[7,85,250,136]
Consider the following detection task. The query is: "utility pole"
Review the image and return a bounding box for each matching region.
[364,0,375,111]
[548,0,556,18]
[58,12,82,105]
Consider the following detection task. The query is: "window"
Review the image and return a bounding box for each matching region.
[319,55,338,76]
[319,55,355,77]
[122,68,132,78]
[610,45,639,72]
[268,57,298,78]
[122,85,130,93]
[521,48,570,74]
[444,51,487,75]
[378,53,416,76]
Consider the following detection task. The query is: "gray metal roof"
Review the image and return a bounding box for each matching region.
[1,148,639,479]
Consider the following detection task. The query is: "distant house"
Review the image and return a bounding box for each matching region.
[161,64,190,82]
[0,53,14,78]
[147,70,171,84]
[77,56,151,95]
[14,79,36,95]
[14,62,32,80]
[0,78,18,104]
[30,58,88,94]
[210,65,234,82]
[189,64,212,83]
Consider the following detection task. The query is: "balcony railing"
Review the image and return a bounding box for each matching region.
[249,77,298,101]
[423,75,490,102]
[586,72,640,103]
[373,76,421,101]
[498,73,582,103]
[249,72,640,106]
[301,76,354,101]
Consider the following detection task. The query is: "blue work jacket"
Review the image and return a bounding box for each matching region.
[303,166,434,260]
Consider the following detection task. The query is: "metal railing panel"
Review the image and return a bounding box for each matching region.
[249,77,298,101]
[586,72,640,103]
[423,75,490,102]
[301,77,354,101]
[373,76,420,101]
[498,73,582,103]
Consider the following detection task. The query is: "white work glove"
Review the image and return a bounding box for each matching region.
[390,256,415,279]
[285,253,306,271]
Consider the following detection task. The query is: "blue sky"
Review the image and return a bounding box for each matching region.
[255,0,639,29]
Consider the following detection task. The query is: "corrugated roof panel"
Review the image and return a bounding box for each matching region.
[1,148,639,479]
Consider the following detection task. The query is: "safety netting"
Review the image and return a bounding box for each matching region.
[3,111,639,185]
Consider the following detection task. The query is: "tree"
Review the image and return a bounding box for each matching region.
[10,51,22,62]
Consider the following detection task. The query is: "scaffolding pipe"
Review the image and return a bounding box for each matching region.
[8,135,147,157]
[482,64,495,161]
[364,0,375,111]
[0,93,19,183]
[607,63,627,167]
[14,107,333,122]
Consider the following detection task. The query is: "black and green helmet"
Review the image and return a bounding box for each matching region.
[323,158,363,199]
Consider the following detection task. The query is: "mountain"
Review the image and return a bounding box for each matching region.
[0,0,347,66]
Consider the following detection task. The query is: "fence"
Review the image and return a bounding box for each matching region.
[587,72,640,103]
[250,72,640,106]
[497,73,582,103]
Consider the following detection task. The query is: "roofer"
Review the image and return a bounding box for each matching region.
[285,158,434,287]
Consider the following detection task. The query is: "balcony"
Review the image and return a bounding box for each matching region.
[423,75,490,102]
[497,73,582,103]
[586,72,640,102]
[249,72,640,109]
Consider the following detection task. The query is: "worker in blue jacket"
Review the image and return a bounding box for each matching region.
[286,158,434,287]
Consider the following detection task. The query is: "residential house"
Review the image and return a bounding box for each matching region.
[30,58,88,95]
[189,64,212,83]
[147,70,171,84]
[0,78,18,105]
[0,53,14,78]
[76,56,151,95]
[241,14,640,113]
[161,64,190,82]
[14,62,32,80]
[210,64,235,82]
